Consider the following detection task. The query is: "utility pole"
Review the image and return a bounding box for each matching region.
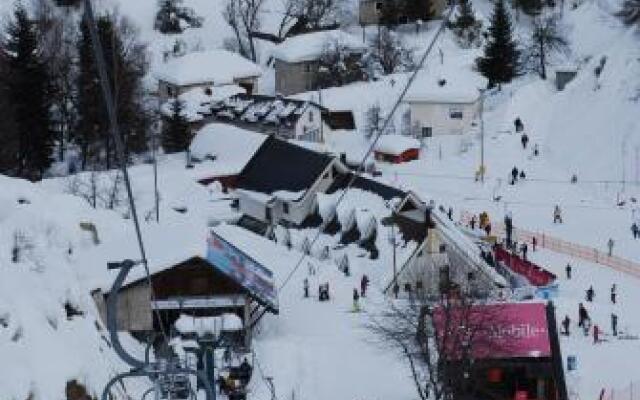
[152,126,160,223]
[479,89,486,183]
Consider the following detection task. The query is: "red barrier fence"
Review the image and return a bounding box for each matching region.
[460,211,640,280]
[494,246,556,286]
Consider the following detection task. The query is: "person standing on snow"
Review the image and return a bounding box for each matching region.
[447,207,453,221]
[520,242,528,261]
[470,215,477,230]
[361,275,370,298]
[611,313,618,336]
[586,286,595,302]
[393,282,400,299]
[553,205,563,224]
[303,278,309,298]
[532,236,538,252]
[504,213,514,248]
[353,288,360,312]
[632,222,639,239]
[519,170,526,180]
[610,284,617,304]
[521,133,529,149]
[578,303,589,328]
[511,167,519,185]
[533,143,540,157]
[562,315,571,336]
[514,117,524,133]
[566,263,572,279]
[593,324,601,344]
[607,238,614,257]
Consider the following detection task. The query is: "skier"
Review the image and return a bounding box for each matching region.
[607,238,614,257]
[470,215,477,230]
[553,205,563,224]
[632,222,639,239]
[303,278,309,298]
[361,274,370,298]
[611,313,618,336]
[593,324,600,344]
[586,286,595,302]
[562,315,571,336]
[520,242,528,261]
[521,133,529,149]
[610,284,617,304]
[532,236,537,252]
[578,303,589,328]
[353,288,360,312]
[511,166,519,185]
[566,263,572,279]
[514,117,524,133]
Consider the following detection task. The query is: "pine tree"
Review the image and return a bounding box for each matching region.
[76,14,149,170]
[455,0,476,29]
[155,0,182,33]
[476,0,520,87]
[162,99,191,153]
[3,3,54,180]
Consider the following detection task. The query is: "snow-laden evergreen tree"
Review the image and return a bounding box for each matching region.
[155,0,182,33]
[526,16,568,79]
[162,100,191,153]
[3,3,54,180]
[476,0,520,87]
[365,27,415,76]
[450,0,482,48]
[617,0,640,25]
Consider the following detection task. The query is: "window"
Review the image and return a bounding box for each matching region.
[167,85,175,97]
[305,63,311,73]
[421,127,432,138]
[266,207,272,221]
[283,202,290,214]
[449,107,464,119]
[375,1,382,10]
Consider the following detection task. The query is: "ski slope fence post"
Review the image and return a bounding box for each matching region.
[457,212,640,280]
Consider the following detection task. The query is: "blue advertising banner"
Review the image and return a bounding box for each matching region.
[206,231,278,312]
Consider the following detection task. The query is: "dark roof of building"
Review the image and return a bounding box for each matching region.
[237,136,334,195]
[327,172,406,201]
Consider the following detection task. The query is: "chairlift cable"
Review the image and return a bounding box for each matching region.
[250,5,458,328]
[82,0,170,342]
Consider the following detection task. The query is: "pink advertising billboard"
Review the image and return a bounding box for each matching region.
[434,302,551,360]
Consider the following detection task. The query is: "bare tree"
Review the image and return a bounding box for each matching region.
[368,284,507,400]
[275,0,345,39]
[315,38,366,89]
[224,0,265,62]
[526,16,569,79]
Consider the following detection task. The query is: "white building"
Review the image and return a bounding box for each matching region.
[154,50,262,103]
[404,70,487,137]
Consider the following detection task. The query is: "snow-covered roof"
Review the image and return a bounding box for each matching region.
[374,135,421,155]
[272,30,368,63]
[154,50,262,86]
[404,68,487,104]
[160,84,246,122]
[189,123,267,176]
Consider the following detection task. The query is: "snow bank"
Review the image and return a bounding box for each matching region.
[272,30,367,63]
